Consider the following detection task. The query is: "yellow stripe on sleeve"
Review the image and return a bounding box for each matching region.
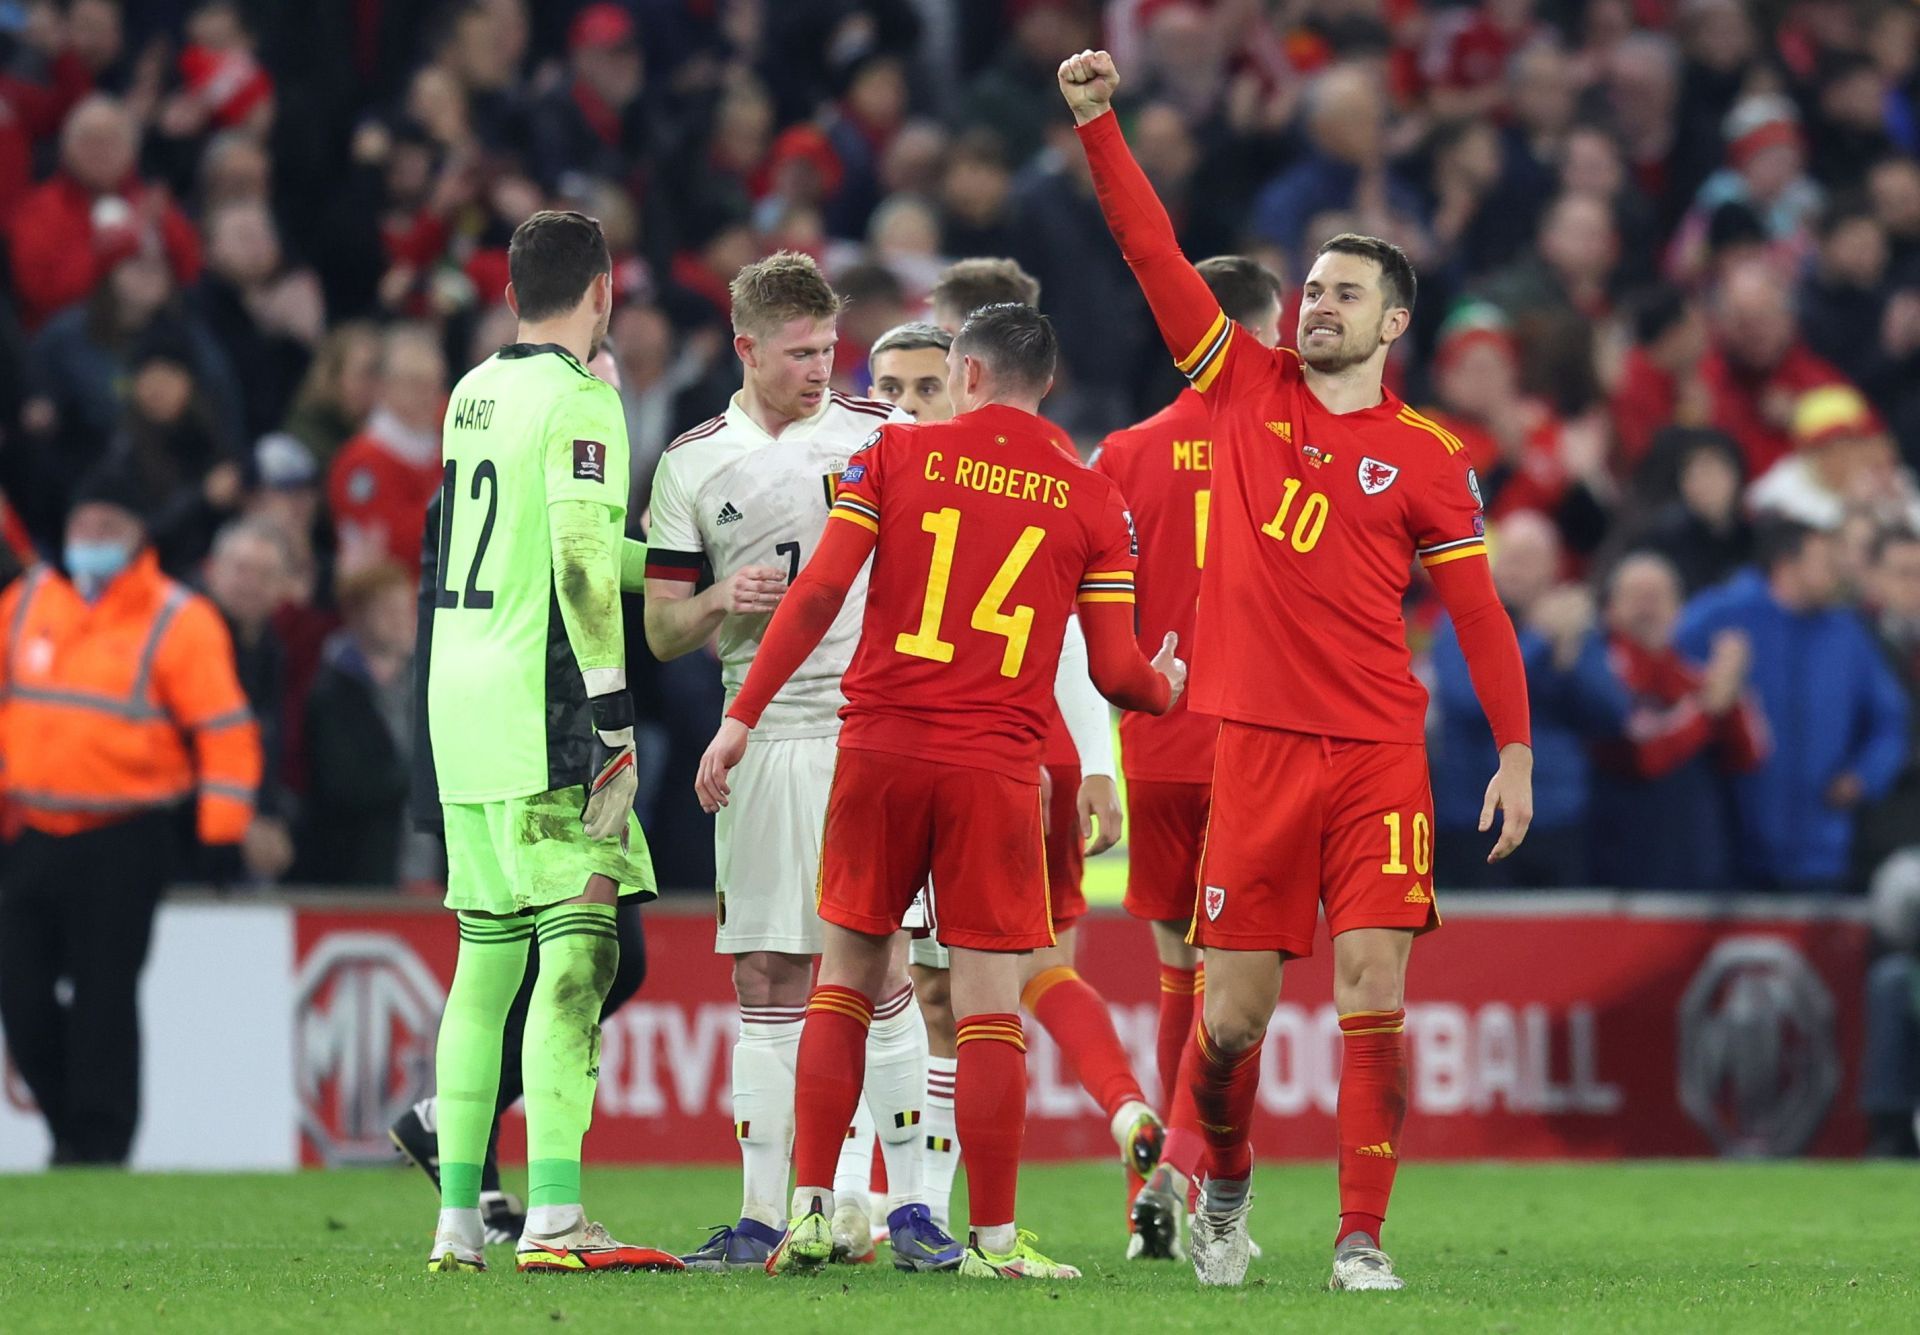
[1190,328,1234,394]
[830,507,879,533]
[1175,311,1228,373]
[1077,590,1137,604]
[1420,543,1487,568]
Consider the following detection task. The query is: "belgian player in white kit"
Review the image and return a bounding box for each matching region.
[643,253,957,1271]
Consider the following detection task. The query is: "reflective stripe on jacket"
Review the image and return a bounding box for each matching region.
[0,551,262,841]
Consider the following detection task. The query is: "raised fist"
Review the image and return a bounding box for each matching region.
[1058,49,1121,125]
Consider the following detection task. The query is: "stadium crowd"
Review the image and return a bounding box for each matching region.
[0,1,1918,1149]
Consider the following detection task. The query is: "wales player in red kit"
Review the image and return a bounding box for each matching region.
[1090,254,1287,1261]
[1062,51,1535,1291]
[697,304,1184,1280]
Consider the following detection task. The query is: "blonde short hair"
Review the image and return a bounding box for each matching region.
[729,251,843,338]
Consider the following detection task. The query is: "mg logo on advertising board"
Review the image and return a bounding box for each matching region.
[296,933,446,1165]
[1677,936,1840,1158]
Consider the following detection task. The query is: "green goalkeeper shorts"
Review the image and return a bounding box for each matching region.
[442,785,657,916]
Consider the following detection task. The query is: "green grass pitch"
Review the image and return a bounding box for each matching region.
[4,1161,1915,1332]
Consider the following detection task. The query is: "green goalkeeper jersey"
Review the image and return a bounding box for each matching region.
[427,342,629,803]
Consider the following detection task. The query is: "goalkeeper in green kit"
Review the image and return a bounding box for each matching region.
[424,209,680,1275]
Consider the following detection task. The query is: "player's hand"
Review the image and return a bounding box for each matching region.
[582,691,639,839]
[1058,49,1121,125]
[713,564,787,616]
[1078,774,1123,856]
[1480,743,1534,862]
[696,718,751,813]
[1151,631,1187,709]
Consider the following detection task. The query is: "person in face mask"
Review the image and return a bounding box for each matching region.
[0,466,262,1165]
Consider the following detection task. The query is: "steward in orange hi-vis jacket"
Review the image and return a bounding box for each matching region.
[0,469,260,1165]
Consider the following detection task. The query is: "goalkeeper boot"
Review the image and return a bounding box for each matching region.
[516,1212,685,1273]
[765,1197,835,1276]
[1112,1100,1166,1179]
[1128,1165,1184,1261]
[390,1098,439,1189]
[426,1211,485,1274]
[958,1229,1081,1280]
[681,1218,782,1272]
[1329,1231,1404,1292]
[886,1204,964,1272]
[1190,1182,1253,1287]
[480,1190,525,1246]
[830,1199,877,1264]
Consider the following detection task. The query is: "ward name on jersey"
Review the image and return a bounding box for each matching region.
[428,342,630,802]
[645,389,904,738]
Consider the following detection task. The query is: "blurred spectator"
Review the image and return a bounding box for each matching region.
[939,128,1019,258]
[327,325,445,576]
[1669,94,1823,283]
[245,432,326,604]
[1490,39,1578,242]
[1431,511,1630,888]
[200,517,297,886]
[197,130,272,214]
[1701,261,1855,479]
[609,304,727,517]
[1808,53,1897,193]
[1250,63,1426,269]
[1677,520,1911,891]
[193,202,323,441]
[293,562,420,887]
[822,52,911,238]
[961,0,1094,169]
[1853,529,1920,884]
[528,3,653,194]
[1477,192,1620,414]
[1633,428,1753,596]
[1612,286,1713,474]
[7,95,202,330]
[1590,552,1766,889]
[1606,30,1687,226]
[1749,387,1920,535]
[1424,117,1514,285]
[107,329,243,575]
[1424,304,1614,557]
[284,321,381,469]
[831,262,908,393]
[0,468,259,1164]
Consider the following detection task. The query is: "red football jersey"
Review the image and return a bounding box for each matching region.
[1092,387,1218,783]
[1185,334,1486,741]
[829,403,1139,781]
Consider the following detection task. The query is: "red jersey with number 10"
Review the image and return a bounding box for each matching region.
[1092,388,1217,782]
[828,403,1139,781]
[1185,332,1487,742]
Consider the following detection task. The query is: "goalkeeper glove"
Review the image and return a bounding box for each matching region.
[581,690,638,841]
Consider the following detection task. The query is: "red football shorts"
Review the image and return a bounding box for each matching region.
[1192,722,1440,957]
[1044,764,1087,930]
[1123,779,1211,922]
[819,746,1053,952]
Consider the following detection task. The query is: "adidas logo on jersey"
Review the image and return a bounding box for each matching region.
[715,502,743,525]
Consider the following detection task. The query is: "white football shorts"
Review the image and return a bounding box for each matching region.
[712,732,836,955]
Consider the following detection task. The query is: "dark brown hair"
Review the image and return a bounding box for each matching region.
[508,210,611,321]
[1196,255,1285,326]
[1316,233,1416,314]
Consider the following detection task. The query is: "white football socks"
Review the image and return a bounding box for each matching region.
[734,1005,803,1229]
[833,1099,877,1215]
[921,1054,960,1232]
[863,982,929,1212]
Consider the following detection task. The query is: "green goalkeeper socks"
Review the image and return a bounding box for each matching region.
[436,914,533,1211]
[525,902,620,1208]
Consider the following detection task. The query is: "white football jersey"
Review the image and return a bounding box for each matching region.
[648,389,908,738]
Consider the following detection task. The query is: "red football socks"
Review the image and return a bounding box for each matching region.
[1022,966,1144,1120]
[1155,963,1198,1110]
[791,986,873,1193]
[955,1013,1028,1228]
[1190,1018,1262,1183]
[1336,1008,1408,1245]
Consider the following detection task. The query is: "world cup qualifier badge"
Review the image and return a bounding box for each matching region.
[573,439,606,482]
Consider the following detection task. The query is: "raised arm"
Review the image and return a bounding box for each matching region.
[1061,50,1237,390]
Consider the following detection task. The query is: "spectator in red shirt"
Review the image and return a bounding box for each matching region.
[327,325,444,577]
[1700,259,1856,478]
[8,95,203,331]
[1590,550,1767,888]
[1612,285,1713,475]
[1425,0,1544,121]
